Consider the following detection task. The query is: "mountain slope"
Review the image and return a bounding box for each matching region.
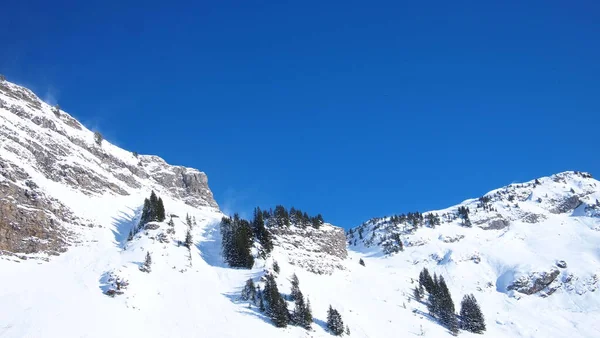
[1,77,599,338]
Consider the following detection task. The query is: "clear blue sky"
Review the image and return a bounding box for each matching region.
[1,1,599,228]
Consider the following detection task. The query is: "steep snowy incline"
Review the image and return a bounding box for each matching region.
[346,171,600,337]
[0,78,217,256]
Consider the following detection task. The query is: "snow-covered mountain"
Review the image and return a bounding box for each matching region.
[1,77,599,338]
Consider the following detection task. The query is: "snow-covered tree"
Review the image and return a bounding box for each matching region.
[327,305,344,336]
[241,278,256,302]
[263,274,289,327]
[290,273,301,301]
[185,228,193,249]
[460,294,486,333]
[140,251,152,273]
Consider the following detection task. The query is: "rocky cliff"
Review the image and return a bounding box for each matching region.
[0,79,218,257]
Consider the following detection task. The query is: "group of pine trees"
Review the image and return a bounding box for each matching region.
[241,272,348,335]
[221,206,326,269]
[128,191,166,240]
[221,214,254,268]
[457,206,471,227]
[261,205,324,229]
[416,268,485,334]
[382,232,404,255]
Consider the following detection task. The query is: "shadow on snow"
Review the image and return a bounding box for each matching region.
[110,206,141,248]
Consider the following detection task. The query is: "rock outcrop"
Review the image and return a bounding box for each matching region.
[507,268,561,295]
[269,224,347,275]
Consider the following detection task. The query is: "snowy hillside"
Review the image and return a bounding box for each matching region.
[347,171,600,337]
[1,77,600,338]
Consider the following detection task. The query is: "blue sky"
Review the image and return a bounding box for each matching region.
[1,1,599,228]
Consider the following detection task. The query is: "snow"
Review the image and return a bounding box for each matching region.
[1,79,600,337]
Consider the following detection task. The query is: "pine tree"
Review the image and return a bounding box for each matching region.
[290,273,301,301]
[419,268,434,293]
[156,197,166,222]
[149,191,159,221]
[273,260,280,274]
[253,207,273,253]
[241,278,256,301]
[263,274,289,327]
[437,275,458,333]
[127,229,133,241]
[140,251,152,273]
[460,294,486,333]
[139,198,152,228]
[185,228,193,249]
[345,325,351,335]
[304,298,313,328]
[327,305,345,336]
[359,258,365,266]
[414,286,423,301]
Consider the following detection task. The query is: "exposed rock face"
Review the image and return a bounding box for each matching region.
[269,224,347,275]
[475,216,510,230]
[550,195,582,214]
[0,159,82,255]
[0,79,218,257]
[508,268,561,295]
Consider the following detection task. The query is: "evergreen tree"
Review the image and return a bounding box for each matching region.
[156,197,166,222]
[140,251,152,273]
[359,258,365,266]
[263,274,289,327]
[345,325,351,335]
[304,298,313,329]
[460,294,486,333]
[290,273,301,301]
[185,228,193,249]
[139,198,152,228]
[127,229,133,241]
[241,278,256,301]
[273,260,280,274]
[149,191,159,221]
[327,305,345,336]
[414,286,423,301]
[292,290,312,329]
[252,207,273,253]
[427,273,440,317]
[419,268,434,293]
[437,276,458,333]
